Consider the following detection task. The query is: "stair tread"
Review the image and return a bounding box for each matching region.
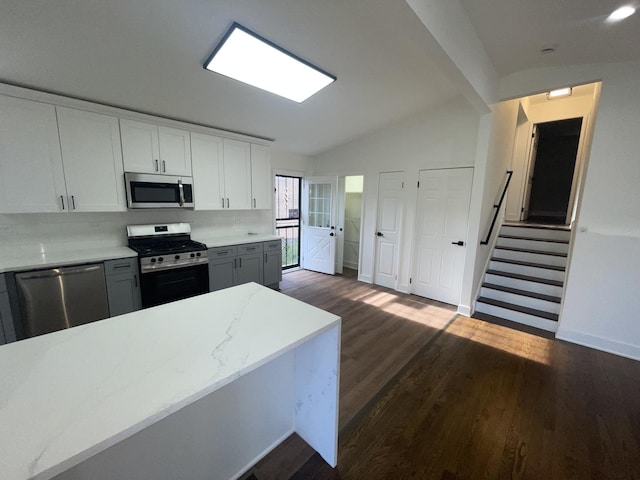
[499,234,569,244]
[472,312,556,338]
[486,269,563,287]
[494,245,567,257]
[491,257,566,271]
[477,297,559,321]
[482,283,561,303]
[502,222,571,231]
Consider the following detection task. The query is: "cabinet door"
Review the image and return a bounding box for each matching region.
[0,96,67,213]
[222,139,252,210]
[250,144,272,209]
[57,107,126,212]
[263,250,282,287]
[158,126,192,176]
[120,119,160,174]
[209,257,237,291]
[105,271,142,316]
[191,133,225,210]
[237,253,264,285]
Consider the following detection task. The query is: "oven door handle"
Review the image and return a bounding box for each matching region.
[178,179,185,207]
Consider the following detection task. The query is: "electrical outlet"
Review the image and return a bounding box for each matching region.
[233,216,241,224]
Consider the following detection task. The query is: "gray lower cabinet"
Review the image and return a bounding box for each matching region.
[208,246,238,292]
[237,243,264,285]
[263,239,282,288]
[209,242,269,292]
[104,258,142,317]
[0,273,15,345]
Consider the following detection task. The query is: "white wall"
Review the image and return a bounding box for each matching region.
[464,99,520,314]
[270,149,313,176]
[313,96,481,295]
[500,60,640,360]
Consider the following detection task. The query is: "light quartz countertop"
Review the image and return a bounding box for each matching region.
[194,233,280,248]
[0,282,340,480]
[0,246,137,274]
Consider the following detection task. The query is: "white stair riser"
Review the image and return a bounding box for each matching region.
[480,287,561,314]
[485,273,563,297]
[494,248,567,267]
[475,302,558,332]
[489,260,565,282]
[501,226,571,242]
[497,237,569,254]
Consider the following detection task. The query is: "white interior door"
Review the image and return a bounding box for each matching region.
[413,168,473,305]
[302,177,337,275]
[374,171,405,289]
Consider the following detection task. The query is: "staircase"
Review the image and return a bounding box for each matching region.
[474,223,571,332]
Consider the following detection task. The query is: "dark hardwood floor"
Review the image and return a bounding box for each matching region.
[246,269,640,480]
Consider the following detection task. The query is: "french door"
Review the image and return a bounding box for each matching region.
[302,177,337,275]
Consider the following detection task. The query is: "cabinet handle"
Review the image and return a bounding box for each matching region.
[155,159,159,171]
[221,198,225,209]
[234,258,237,269]
[239,258,242,268]
[253,198,256,208]
[113,264,129,270]
[134,274,138,287]
[71,195,76,210]
[162,160,166,173]
[226,198,229,208]
[265,253,268,263]
[60,195,65,210]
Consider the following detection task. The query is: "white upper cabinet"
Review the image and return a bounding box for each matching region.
[0,96,67,213]
[158,126,192,176]
[191,132,225,210]
[250,144,272,210]
[56,107,126,212]
[120,119,192,176]
[222,139,252,210]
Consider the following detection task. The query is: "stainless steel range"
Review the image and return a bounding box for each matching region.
[127,223,209,308]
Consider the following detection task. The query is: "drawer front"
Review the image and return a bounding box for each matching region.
[238,243,263,255]
[263,240,282,252]
[104,258,138,276]
[209,246,238,259]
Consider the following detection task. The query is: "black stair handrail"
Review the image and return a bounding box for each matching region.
[480,170,513,245]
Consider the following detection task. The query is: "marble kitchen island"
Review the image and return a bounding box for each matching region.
[0,283,341,480]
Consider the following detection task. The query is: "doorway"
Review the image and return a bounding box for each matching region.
[301,176,338,275]
[335,175,364,276]
[275,175,301,270]
[523,117,583,224]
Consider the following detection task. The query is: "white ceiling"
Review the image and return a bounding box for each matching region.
[0,0,638,155]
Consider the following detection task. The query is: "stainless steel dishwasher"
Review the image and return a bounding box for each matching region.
[15,264,110,338]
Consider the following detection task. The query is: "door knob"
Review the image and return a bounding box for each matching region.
[376,232,384,237]
[330,232,335,237]
[451,241,465,246]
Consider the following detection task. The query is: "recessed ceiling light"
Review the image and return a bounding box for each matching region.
[204,23,336,103]
[607,5,636,22]
[547,87,572,99]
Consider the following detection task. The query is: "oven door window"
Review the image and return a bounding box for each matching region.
[131,182,193,204]
[141,264,209,308]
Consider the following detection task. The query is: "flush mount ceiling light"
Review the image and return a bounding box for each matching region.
[607,5,636,22]
[547,87,572,99]
[204,23,336,103]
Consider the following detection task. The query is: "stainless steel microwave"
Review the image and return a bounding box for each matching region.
[124,172,194,209]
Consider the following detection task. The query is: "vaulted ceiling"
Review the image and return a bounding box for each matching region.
[1,0,638,155]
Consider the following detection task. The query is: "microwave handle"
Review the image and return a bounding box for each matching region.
[178,179,185,207]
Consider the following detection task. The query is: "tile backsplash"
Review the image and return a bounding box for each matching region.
[0,209,274,251]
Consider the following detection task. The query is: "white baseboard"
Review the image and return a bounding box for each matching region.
[556,328,640,361]
[398,283,410,294]
[457,304,472,317]
[343,261,358,270]
[358,274,372,284]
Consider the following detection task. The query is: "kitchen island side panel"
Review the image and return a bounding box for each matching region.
[55,351,296,480]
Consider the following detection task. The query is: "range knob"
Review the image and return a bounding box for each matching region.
[150,258,157,263]
[196,252,201,257]
[158,257,164,262]
[175,255,180,260]
[190,253,195,258]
